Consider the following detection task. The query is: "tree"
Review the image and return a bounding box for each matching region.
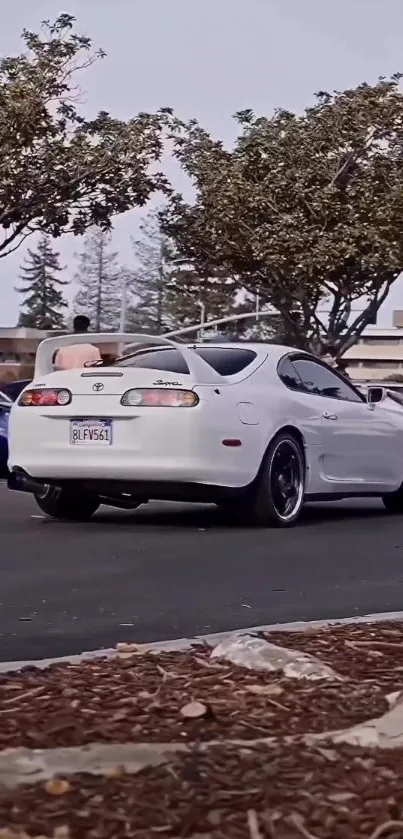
[226,295,282,341]
[162,77,403,356]
[128,209,238,335]
[16,235,68,329]
[0,14,169,260]
[73,229,122,331]
[128,209,175,333]
[164,264,238,330]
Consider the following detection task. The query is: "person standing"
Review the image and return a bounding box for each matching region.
[54,315,102,369]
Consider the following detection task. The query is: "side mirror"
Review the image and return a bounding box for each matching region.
[367,386,385,404]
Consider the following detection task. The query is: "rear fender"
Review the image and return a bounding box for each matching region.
[253,424,307,483]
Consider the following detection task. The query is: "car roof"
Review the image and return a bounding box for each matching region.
[186,341,307,361]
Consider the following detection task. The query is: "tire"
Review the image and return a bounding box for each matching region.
[235,432,305,527]
[34,486,100,521]
[382,487,403,514]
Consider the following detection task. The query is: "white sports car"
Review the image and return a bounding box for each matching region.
[7,332,403,527]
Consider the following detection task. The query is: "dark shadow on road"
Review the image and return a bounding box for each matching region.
[45,498,388,530]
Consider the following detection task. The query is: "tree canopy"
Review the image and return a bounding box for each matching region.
[162,77,403,354]
[0,14,168,259]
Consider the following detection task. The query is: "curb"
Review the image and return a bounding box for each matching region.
[2,616,403,787]
[2,609,403,674]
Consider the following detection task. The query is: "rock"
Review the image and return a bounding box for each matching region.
[44,778,71,795]
[115,643,140,654]
[180,701,210,719]
[245,684,284,696]
[211,634,342,681]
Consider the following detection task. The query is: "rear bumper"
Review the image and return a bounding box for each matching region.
[8,405,263,488]
[7,469,250,503]
[7,453,251,488]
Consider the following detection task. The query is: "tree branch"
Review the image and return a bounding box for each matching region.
[0,224,35,257]
[338,277,397,354]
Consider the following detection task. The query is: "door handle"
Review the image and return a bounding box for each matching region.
[323,411,338,420]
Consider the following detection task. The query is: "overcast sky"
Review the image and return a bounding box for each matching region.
[1,0,402,326]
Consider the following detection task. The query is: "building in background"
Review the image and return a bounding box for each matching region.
[342,310,403,383]
[3,310,403,385]
[0,328,49,383]
[0,327,119,383]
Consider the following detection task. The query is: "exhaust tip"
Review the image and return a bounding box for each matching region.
[8,469,46,495]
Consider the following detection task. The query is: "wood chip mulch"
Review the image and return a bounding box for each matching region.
[1,741,403,838]
[265,619,403,688]
[0,640,390,750]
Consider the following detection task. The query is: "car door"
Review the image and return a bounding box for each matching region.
[291,357,401,489]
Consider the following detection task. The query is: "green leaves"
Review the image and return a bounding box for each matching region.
[0,16,168,258]
[16,235,68,330]
[163,77,403,353]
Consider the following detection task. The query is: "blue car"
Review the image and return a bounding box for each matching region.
[0,392,12,478]
[0,381,30,477]
[1,379,31,402]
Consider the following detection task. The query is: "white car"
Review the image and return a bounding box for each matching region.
[7,332,403,527]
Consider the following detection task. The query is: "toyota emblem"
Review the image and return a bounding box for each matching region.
[92,382,104,392]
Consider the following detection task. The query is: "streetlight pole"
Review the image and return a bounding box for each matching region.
[197,301,206,340]
[255,292,260,322]
[119,273,127,333]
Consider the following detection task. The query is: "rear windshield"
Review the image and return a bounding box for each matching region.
[115,346,257,376]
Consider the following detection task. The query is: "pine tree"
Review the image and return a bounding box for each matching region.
[127,210,174,334]
[73,230,122,331]
[16,236,69,330]
[128,209,238,335]
[164,264,238,330]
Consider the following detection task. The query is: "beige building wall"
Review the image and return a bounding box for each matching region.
[0,328,121,383]
[342,311,403,382]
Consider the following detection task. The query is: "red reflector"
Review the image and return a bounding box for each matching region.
[222,439,242,447]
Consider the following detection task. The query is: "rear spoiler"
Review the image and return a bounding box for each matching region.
[34,332,223,383]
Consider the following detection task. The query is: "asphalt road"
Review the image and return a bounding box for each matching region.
[2,482,403,662]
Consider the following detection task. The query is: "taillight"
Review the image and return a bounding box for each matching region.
[121,388,199,408]
[18,389,72,407]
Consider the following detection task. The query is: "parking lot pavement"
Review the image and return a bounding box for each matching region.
[2,482,403,662]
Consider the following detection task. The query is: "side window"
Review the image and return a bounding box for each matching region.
[277,357,304,391]
[292,359,363,403]
[116,349,189,374]
[195,348,257,375]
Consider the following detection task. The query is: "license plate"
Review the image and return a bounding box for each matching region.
[70,418,113,446]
